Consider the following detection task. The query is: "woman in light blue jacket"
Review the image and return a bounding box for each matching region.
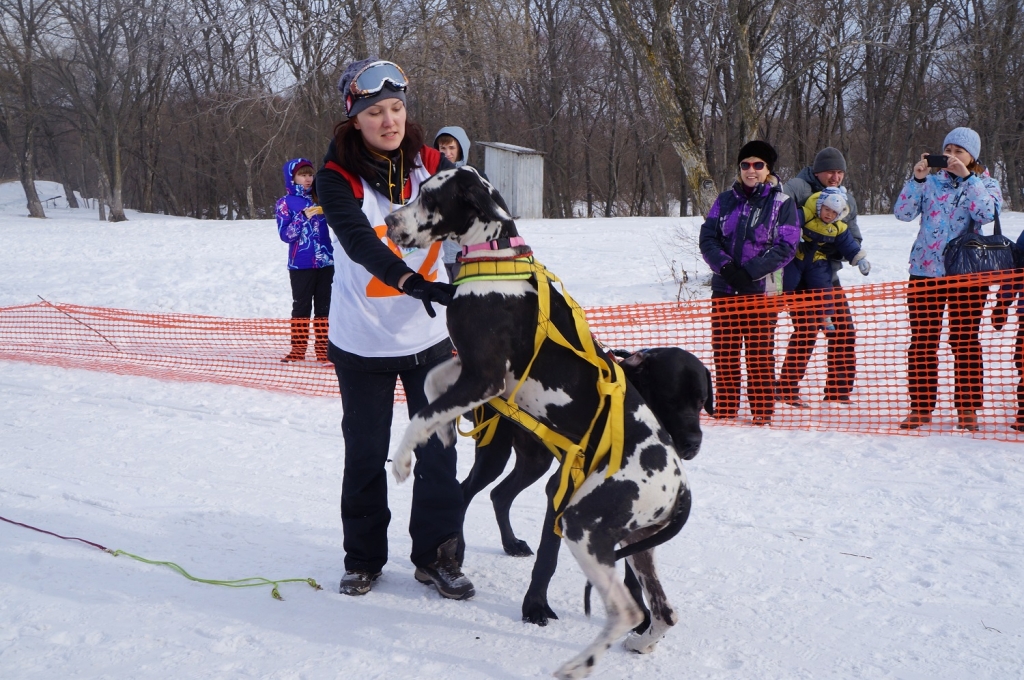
[893,127,1002,432]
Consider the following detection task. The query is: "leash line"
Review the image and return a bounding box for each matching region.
[1,514,321,599]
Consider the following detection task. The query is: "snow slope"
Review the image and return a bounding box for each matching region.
[2,182,1023,679]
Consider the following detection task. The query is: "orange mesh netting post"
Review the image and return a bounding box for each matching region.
[2,269,1022,440]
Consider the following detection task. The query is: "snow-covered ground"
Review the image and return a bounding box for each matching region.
[2,180,1023,679]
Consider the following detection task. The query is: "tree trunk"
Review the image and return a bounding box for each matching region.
[607,0,720,216]
[107,137,127,221]
[19,137,46,218]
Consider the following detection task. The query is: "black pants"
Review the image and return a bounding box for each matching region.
[906,276,985,413]
[289,266,333,318]
[778,283,856,400]
[1014,318,1024,423]
[333,348,464,572]
[710,292,779,420]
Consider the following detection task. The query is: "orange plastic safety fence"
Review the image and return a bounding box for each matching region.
[2,269,1023,441]
[0,300,349,400]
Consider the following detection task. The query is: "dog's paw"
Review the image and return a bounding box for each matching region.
[502,538,534,557]
[522,601,558,626]
[391,449,413,483]
[623,631,661,655]
[554,655,597,679]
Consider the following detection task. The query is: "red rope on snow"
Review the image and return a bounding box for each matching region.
[0,514,110,552]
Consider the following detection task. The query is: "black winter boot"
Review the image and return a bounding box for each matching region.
[339,569,381,596]
[414,537,475,600]
[313,317,330,363]
[281,318,309,362]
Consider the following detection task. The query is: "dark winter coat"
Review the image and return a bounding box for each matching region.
[699,178,800,295]
[276,158,334,270]
[783,166,862,282]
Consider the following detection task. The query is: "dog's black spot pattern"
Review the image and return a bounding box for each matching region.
[561,478,640,566]
[639,444,668,477]
[653,506,665,519]
[587,656,595,667]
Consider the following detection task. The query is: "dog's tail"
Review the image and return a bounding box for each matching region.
[615,486,692,561]
[583,486,693,617]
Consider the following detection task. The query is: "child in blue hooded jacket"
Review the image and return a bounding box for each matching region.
[276,158,334,362]
[783,187,870,332]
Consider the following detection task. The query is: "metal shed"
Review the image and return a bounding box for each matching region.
[478,142,545,219]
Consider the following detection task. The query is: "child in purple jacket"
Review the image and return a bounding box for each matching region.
[276,158,334,362]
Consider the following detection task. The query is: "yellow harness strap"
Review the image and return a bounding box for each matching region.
[454,257,536,284]
[456,256,626,537]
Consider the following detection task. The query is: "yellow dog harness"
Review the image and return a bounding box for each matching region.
[454,255,626,536]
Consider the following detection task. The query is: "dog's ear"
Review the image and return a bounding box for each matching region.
[703,365,715,416]
[455,167,511,223]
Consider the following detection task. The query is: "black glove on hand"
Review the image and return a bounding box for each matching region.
[720,262,753,291]
[401,273,457,318]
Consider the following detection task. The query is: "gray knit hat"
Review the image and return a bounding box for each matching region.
[337,58,408,119]
[812,147,847,174]
[942,127,981,161]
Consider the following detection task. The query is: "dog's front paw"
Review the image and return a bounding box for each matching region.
[391,448,413,483]
[522,600,558,626]
[502,538,534,557]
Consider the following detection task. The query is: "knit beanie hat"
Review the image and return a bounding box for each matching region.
[942,127,981,161]
[816,187,849,223]
[737,140,778,172]
[812,147,847,174]
[292,160,313,176]
[337,58,408,119]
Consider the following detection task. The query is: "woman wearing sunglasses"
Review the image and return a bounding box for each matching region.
[699,140,800,426]
[893,127,1002,432]
[314,59,472,599]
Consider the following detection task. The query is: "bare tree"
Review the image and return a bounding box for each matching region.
[0,0,53,217]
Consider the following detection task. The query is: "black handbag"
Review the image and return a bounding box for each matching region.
[943,214,1017,276]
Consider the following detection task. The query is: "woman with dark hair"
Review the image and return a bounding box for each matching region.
[699,140,800,426]
[314,59,471,599]
[894,127,1003,432]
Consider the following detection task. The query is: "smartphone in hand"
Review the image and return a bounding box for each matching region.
[925,154,948,168]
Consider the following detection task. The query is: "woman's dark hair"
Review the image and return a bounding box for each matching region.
[332,116,426,182]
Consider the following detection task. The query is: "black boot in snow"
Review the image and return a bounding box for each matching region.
[281,318,309,362]
[339,569,381,596]
[414,537,475,600]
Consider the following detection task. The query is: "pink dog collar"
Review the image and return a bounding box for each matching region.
[461,236,527,256]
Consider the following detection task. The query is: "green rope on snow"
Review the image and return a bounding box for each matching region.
[107,549,322,600]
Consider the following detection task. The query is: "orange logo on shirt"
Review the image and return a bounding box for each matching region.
[365,225,442,297]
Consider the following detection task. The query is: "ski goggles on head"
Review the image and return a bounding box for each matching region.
[348,61,408,98]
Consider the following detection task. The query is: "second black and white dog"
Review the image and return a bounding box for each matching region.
[460,346,713,627]
[385,166,693,680]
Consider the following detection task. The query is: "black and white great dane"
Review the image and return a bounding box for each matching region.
[385,166,693,679]
[460,346,713,629]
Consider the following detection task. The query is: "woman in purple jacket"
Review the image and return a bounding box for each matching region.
[699,141,800,426]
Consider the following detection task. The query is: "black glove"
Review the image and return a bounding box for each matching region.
[401,273,457,318]
[720,262,753,291]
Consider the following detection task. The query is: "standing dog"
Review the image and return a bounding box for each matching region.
[460,347,713,626]
[384,166,694,679]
